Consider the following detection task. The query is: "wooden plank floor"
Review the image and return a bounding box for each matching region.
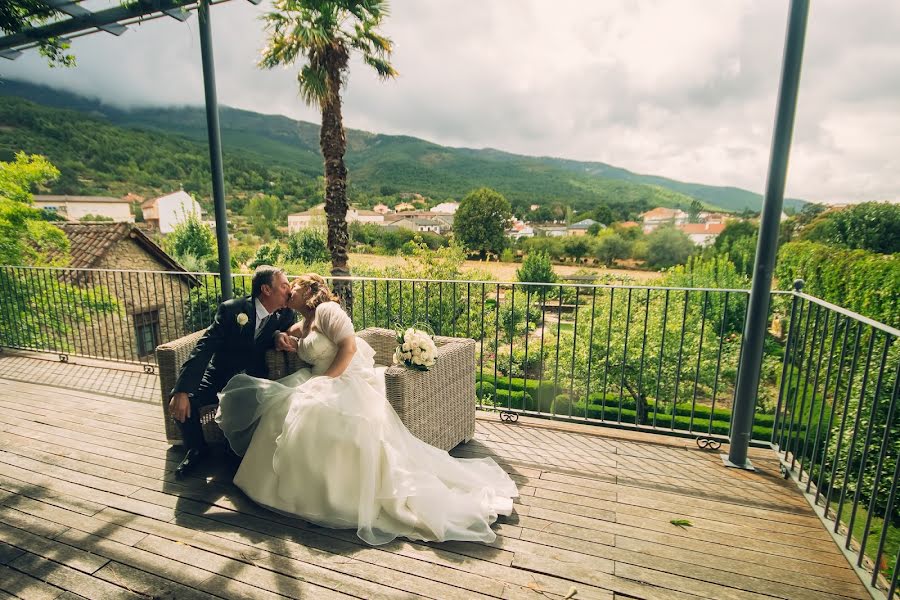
[0,375,873,600]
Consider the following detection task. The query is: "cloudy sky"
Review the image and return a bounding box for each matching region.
[5,0,900,204]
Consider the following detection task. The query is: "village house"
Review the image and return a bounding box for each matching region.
[533,225,568,237]
[33,195,134,223]
[429,201,459,214]
[141,190,203,234]
[287,205,384,233]
[639,207,689,232]
[678,222,728,247]
[55,222,198,362]
[567,218,601,236]
[506,220,535,240]
[383,211,453,234]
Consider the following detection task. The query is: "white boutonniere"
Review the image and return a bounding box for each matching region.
[236,313,249,329]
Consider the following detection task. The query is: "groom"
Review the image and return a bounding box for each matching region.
[168,265,298,478]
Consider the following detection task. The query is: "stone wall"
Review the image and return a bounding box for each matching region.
[68,238,195,363]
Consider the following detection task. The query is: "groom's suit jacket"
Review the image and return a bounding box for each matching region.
[171,295,296,403]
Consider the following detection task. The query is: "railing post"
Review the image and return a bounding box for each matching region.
[198,0,233,300]
[726,0,809,470]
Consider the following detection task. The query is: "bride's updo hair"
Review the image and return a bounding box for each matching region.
[292,273,338,310]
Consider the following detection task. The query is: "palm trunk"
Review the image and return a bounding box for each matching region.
[320,51,353,314]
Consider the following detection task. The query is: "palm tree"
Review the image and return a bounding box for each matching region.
[260,0,396,311]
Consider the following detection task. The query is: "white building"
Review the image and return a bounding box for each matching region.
[534,225,568,238]
[141,190,202,234]
[33,195,134,223]
[287,204,384,233]
[383,211,453,234]
[640,207,689,233]
[430,202,459,215]
[678,222,727,247]
[506,221,535,240]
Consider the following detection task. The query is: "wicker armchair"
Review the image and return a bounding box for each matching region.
[156,330,219,446]
[156,327,477,451]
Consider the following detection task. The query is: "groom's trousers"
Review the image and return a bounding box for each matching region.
[178,370,231,451]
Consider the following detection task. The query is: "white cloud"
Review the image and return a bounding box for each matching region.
[3,0,899,204]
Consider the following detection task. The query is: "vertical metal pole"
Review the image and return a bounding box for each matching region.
[198,0,233,300]
[726,0,809,469]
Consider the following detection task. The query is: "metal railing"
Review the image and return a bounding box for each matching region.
[772,285,899,597]
[350,276,755,443]
[0,265,756,439]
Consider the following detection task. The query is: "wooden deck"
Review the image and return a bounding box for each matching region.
[0,369,874,599]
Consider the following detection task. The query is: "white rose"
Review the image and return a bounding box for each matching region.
[405,328,415,339]
[236,313,249,327]
[402,351,412,360]
[401,342,410,351]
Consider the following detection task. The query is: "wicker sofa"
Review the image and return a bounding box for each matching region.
[155,327,476,452]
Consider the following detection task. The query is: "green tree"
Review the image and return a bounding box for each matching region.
[591,203,615,226]
[594,231,631,266]
[455,187,513,259]
[776,241,899,326]
[260,0,397,310]
[800,202,900,254]
[562,236,593,262]
[165,211,216,267]
[249,242,283,269]
[688,199,703,224]
[529,205,555,223]
[0,152,117,351]
[285,228,330,264]
[644,226,695,269]
[516,251,556,293]
[244,194,282,239]
[711,220,758,277]
[0,152,67,265]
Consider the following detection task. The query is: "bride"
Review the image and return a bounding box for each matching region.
[215,274,518,545]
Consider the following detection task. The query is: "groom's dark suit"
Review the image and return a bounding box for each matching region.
[172,295,296,451]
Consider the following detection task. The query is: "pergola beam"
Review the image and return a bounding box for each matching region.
[0,0,200,54]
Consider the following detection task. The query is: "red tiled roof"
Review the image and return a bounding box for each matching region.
[55,223,197,284]
[641,207,683,220]
[678,223,727,235]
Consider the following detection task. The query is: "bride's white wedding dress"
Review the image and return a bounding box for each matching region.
[215,301,518,545]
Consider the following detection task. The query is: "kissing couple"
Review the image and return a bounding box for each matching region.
[168,266,518,545]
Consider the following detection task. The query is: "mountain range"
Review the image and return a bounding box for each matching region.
[0,79,805,214]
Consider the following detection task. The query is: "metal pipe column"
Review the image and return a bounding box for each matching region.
[726,0,809,469]
[198,0,233,299]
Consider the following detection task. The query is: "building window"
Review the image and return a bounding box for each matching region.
[134,309,160,357]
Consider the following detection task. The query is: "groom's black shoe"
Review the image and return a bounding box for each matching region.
[174,447,208,479]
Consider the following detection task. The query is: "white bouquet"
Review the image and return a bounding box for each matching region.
[393,326,438,371]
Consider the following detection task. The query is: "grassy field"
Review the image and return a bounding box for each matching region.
[348,253,661,283]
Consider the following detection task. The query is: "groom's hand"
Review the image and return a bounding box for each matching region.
[169,392,191,423]
[275,332,298,352]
